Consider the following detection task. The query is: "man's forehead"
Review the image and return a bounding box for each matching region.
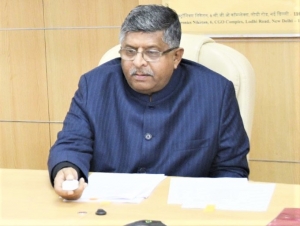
[122,31,166,47]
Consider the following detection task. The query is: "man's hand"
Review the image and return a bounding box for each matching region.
[54,167,87,200]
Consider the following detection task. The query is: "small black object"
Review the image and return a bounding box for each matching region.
[95,208,107,215]
[124,220,166,226]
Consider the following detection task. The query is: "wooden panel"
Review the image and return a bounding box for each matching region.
[45,29,120,121]
[249,161,300,184]
[0,0,43,28]
[43,0,138,27]
[49,123,63,147]
[0,31,48,121]
[216,39,300,162]
[0,122,50,169]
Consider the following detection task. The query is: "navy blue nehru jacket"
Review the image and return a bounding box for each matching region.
[47,58,249,182]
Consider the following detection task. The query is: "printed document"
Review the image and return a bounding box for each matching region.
[65,172,166,203]
[168,177,275,211]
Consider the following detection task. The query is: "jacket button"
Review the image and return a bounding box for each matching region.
[145,133,152,140]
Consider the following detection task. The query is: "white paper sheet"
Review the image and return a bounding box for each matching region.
[168,177,275,212]
[66,172,166,203]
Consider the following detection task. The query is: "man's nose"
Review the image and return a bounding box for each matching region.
[132,52,148,67]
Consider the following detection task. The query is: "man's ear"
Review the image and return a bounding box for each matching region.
[173,48,184,69]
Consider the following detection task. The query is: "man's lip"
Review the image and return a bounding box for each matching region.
[133,73,149,76]
[132,74,150,81]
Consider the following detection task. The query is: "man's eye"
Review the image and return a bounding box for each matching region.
[145,50,160,57]
[125,49,136,55]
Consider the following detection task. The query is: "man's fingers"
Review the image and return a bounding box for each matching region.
[53,167,87,200]
[79,177,87,187]
[60,178,86,200]
[54,167,79,196]
[61,168,78,180]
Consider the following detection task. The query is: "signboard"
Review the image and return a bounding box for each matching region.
[162,0,300,37]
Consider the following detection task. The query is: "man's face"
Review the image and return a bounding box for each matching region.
[120,31,183,95]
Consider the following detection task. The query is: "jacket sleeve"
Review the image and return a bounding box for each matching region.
[209,81,250,178]
[47,74,94,182]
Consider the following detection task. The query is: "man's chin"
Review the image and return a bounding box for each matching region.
[130,85,153,95]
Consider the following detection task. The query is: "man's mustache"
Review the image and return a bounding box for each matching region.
[129,68,154,77]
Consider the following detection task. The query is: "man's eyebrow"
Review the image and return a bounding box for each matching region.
[123,44,137,49]
[123,44,160,50]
